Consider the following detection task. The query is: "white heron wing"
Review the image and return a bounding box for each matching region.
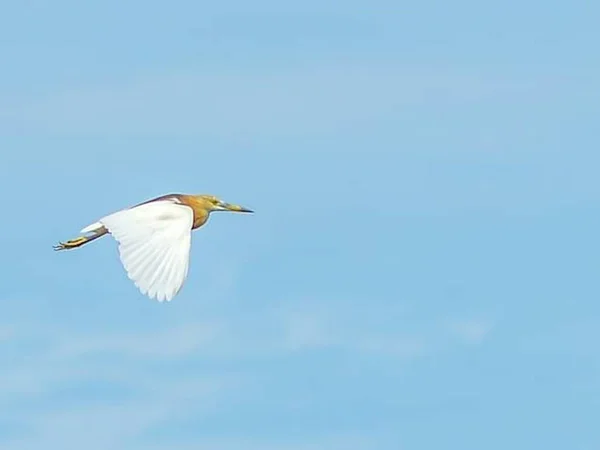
[99,200,194,302]
[80,221,104,234]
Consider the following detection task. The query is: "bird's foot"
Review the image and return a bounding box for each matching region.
[53,236,88,251]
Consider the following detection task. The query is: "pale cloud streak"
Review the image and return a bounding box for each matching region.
[0,65,540,138]
[1,375,238,450]
[49,320,225,360]
[135,432,388,450]
[447,318,494,344]
[0,295,493,450]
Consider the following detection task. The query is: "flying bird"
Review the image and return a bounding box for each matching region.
[54,193,253,302]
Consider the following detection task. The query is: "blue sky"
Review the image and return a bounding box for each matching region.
[1,0,599,449]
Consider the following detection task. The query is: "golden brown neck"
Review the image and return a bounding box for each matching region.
[179,194,212,229]
[192,208,209,229]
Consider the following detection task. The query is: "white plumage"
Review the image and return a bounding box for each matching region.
[80,221,104,234]
[55,192,253,302]
[91,200,194,302]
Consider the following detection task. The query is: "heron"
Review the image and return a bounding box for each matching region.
[54,193,253,302]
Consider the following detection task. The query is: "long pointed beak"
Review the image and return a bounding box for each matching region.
[222,203,254,213]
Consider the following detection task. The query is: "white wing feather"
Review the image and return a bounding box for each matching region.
[80,221,103,234]
[98,200,194,302]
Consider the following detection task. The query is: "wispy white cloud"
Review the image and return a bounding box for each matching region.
[355,334,426,358]
[0,324,246,450]
[519,318,600,357]
[0,65,539,138]
[4,421,388,450]
[280,309,337,351]
[135,431,389,450]
[0,325,15,342]
[1,376,237,450]
[0,294,492,450]
[49,320,225,360]
[447,318,494,344]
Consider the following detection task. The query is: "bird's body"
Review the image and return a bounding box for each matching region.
[54,193,253,302]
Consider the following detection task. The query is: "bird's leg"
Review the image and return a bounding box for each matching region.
[53,227,108,251]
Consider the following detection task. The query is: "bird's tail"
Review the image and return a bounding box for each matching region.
[53,226,108,251]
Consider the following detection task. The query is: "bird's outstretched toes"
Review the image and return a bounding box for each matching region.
[53,237,88,251]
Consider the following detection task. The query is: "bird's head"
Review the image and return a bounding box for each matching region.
[193,195,254,214]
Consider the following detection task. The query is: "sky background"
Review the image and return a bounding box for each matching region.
[0,0,599,449]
